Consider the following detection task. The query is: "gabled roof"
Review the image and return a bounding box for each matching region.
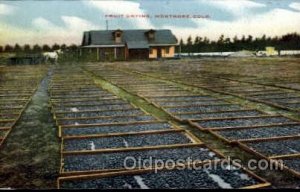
[81,29,177,47]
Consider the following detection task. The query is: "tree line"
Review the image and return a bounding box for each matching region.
[180,32,300,53]
[0,43,79,53]
[1,32,300,54]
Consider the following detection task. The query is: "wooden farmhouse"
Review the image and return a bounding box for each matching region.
[80,29,178,61]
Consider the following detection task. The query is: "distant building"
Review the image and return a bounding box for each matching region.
[80,29,178,61]
[265,46,278,56]
[256,47,279,57]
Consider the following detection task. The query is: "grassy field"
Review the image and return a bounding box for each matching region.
[0,57,300,189]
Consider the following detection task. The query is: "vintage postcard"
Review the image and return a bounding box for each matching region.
[0,0,300,189]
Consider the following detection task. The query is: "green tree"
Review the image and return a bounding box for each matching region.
[61,44,67,50]
[23,44,31,52]
[52,43,60,51]
[14,44,22,52]
[194,36,200,45]
[241,35,246,43]
[202,37,210,52]
[32,44,42,53]
[187,36,192,45]
[217,34,225,44]
[179,39,184,53]
[179,32,300,53]
[216,35,225,51]
[4,45,13,52]
[69,44,78,51]
[246,35,253,43]
[42,44,51,52]
[194,36,203,52]
[233,36,239,43]
[223,37,231,51]
[186,36,193,54]
[203,37,210,44]
[179,38,184,46]
[224,37,231,44]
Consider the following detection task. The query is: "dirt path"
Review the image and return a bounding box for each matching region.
[0,68,60,189]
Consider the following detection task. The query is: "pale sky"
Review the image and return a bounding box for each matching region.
[0,0,300,45]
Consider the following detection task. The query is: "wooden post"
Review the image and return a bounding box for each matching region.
[96,48,99,61]
[114,47,117,60]
[124,47,127,60]
[179,45,181,58]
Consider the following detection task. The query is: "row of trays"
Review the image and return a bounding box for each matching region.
[84,65,300,180]
[0,65,48,148]
[52,66,270,189]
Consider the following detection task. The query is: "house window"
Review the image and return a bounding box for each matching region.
[166,47,170,54]
[116,33,121,38]
[150,48,153,54]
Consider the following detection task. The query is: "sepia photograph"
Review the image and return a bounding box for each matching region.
[0,0,300,189]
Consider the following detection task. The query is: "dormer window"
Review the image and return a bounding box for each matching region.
[146,29,156,40]
[113,29,123,43]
